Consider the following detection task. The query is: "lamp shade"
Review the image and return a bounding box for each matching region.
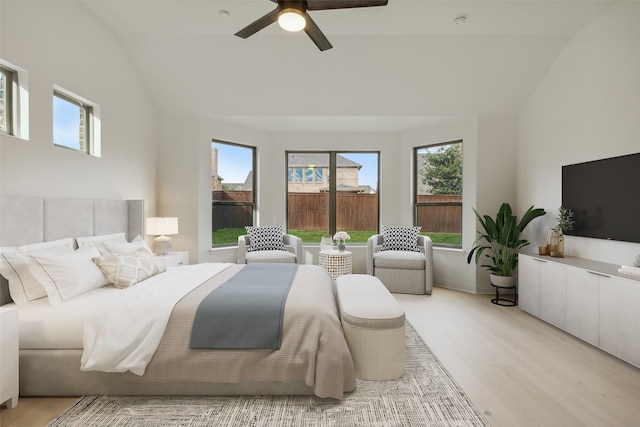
[146,217,179,236]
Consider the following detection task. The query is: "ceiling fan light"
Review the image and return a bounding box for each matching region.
[278,8,306,32]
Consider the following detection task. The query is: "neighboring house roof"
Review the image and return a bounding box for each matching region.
[222,170,253,191]
[288,153,361,169]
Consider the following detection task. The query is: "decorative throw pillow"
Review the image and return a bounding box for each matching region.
[93,248,166,289]
[102,235,153,256]
[76,233,127,256]
[381,225,422,252]
[0,238,75,305]
[245,225,286,252]
[30,244,110,306]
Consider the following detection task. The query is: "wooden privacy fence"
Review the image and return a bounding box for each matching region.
[287,192,379,231]
[213,191,460,233]
[212,191,253,230]
[416,195,462,233]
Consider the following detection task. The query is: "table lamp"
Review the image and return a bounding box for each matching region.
[146,217,178,255]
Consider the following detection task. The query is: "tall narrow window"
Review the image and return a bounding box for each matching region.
[286,151,379,244]
[414,141,463,248]
[0,65,14,135]
[53,88,98,155]
[211,140,256,247]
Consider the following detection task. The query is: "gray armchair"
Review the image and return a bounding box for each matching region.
[366,234,433,294]
[237,234,304,264]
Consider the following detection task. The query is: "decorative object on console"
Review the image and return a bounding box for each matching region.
[550,206,574,258]
[333,231,350,252]
[467,203,546,303]
[146,217,179,255]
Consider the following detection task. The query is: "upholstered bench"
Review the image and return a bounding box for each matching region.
[336,274,405,380]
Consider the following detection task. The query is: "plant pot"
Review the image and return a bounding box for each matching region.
[490,273,517,288]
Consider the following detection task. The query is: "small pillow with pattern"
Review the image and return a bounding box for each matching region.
[245,225,287,252]
[381,225,422,252]
[93,248,166,289]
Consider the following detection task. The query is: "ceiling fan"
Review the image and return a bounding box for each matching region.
[235,0,389,51]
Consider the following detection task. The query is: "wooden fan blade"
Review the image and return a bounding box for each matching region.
[235,9,279,39]
[307,0,388,11]
[304,12,332,51]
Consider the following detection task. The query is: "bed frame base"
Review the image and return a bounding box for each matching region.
[20,350,314,396]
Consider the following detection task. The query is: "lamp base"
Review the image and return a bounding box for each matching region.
[153,235,172,255]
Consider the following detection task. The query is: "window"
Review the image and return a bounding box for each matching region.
[414,141,463,248]
[0,65,13,135]
[53,88,100,155]
[211,140,256,246]
[0,59,28,139]
[286,151,379,244]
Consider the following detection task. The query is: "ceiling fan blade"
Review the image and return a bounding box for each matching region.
[303,12,332,51]
[235,8,279,39]
[307,0,388,11]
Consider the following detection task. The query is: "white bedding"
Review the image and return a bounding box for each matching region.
[18,264,232,370]
[81,263,232,375]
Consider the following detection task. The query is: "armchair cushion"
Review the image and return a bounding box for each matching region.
[245,225,286,252]
[373,250,425,270]
[381,225,421,252]
[245,250,296,264]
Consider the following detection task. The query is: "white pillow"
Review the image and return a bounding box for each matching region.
[93,248,166,289]
[0,238,75,305]
[103,235,153,256]
[30,244,110,306]
[76,233,127,256]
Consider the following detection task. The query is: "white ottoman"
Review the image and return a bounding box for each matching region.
[336,274,405,380]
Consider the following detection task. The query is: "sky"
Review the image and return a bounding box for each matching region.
[53,96,81,149]
[213,143,379,190]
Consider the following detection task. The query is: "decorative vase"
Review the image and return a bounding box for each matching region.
[338,239,346,252]
[550,231,564,258]
[320,235,333,252]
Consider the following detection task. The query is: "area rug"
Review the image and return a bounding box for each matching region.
[46,323,489,427]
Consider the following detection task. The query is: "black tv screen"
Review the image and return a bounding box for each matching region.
[562,152,640,244]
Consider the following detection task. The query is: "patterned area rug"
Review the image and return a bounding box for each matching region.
[47,324,488,427]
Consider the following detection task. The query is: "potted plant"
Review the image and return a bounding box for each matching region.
[467,203,546,287]
[549,206,574,258]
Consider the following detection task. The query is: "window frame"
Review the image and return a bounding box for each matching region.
[53,89,94,154]
[0,65,14,135]
[211,139,257,247]
[286,150,380,243]
[413,140,463,249]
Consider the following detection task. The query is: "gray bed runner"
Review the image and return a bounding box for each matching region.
[190,263,298,349]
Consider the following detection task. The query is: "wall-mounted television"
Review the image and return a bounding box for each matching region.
[562,152,640,244]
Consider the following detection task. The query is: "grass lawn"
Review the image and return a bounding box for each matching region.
[213,227,461,248]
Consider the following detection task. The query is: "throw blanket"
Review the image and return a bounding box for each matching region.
[81,263,233,375]
[190,264,298,349]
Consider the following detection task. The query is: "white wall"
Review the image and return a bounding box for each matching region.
[518,2,640,266]
[0,2,158,213]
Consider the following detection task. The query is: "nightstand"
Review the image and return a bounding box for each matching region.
[156,251,189,267]
[1,305,19,408]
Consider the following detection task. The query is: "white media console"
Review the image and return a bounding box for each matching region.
[519,253,640,369]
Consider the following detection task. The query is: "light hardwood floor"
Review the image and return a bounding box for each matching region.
[2,287,639,427]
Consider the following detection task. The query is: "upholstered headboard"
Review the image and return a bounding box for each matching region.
[0,196,144,305]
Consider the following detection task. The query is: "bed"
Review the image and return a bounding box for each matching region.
[0,196,356,399]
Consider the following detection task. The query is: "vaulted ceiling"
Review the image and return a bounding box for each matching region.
[81,0,617,131]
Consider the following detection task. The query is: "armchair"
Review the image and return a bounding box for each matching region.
[237,233,303,264]
[366,234,433,295]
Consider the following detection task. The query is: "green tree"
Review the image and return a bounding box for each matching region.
[421,144,462,195]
